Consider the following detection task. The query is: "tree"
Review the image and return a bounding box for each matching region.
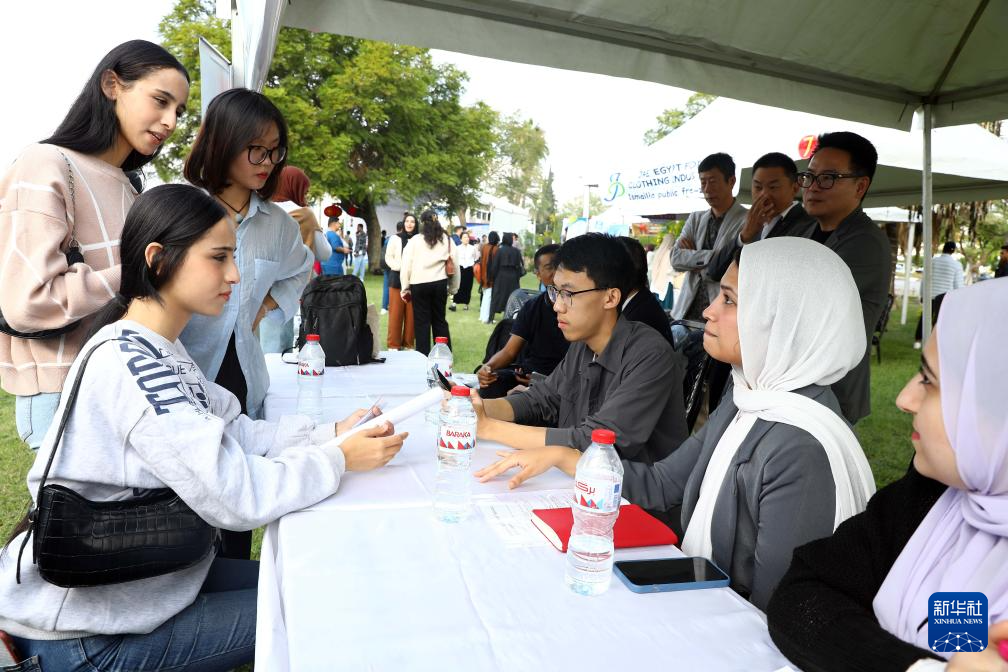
[488,113,548,208]
[559,193,604,222]
[156,0,498,271]
[643,92,716,145]
[530,169,557,235]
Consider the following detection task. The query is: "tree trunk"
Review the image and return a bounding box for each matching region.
[455,206,468,232]
[362,196,383,274]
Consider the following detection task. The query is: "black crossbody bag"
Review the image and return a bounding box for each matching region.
[16,337,218,587]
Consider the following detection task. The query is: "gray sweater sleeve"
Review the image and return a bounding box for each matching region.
[506,354,566,429]
[748,427,837,610]
[544,343,677,458]
[620,420,708,511]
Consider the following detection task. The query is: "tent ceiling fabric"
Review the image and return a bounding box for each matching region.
[281,0,1008,129]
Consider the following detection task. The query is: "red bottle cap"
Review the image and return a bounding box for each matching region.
[435,337,449,344]
[591,428,616,444]
[306,334,320,342]
[451,385,471,397]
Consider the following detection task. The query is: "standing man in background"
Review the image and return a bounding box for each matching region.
[913,241,964,349]
[797,131,890,424]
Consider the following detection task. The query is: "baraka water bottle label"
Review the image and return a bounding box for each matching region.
[298,362,324,376]
[573,477,620,513]
[438,424,473,451]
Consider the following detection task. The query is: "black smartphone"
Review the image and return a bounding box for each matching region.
[613,557,730,593]
[432,365,453,391]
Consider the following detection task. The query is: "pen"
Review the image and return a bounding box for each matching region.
[997,639,1008,661]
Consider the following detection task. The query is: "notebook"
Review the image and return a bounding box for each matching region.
[530,504,678,552]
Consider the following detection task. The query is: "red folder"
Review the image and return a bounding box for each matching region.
[530,505,678,552]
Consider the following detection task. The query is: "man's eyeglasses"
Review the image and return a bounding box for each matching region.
[247,145,287,165]
[546,284,607,307]
[796,171,865,190]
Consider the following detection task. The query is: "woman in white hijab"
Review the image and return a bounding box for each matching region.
[477,237,876,609]
[769,277,1008,672]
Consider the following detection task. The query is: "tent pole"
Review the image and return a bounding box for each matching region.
[900,217,916,324]
[921,104,934,341]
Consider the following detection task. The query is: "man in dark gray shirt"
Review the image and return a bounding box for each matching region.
[472,233,688,464]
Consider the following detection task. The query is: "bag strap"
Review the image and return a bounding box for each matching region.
[56,151,79,253]
[16,336,127,582]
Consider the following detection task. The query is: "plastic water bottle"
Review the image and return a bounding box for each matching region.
[425,336,453,424]
[434,385,477,523]
[297,334,326,423]
[565,428,624,596]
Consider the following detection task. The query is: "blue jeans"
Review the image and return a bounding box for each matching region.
[351,254,368,279]
[9,559,258,672]
[14,393,60,451]
[381,270,390,310]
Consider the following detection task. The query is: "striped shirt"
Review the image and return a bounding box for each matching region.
[928,254,964,299]
[0,144,134,395]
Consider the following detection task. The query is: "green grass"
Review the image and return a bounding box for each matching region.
[0,284,921,555]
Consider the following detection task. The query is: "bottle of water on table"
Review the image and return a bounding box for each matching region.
[425,336,453,424]
[434,385,477,523]
[297,334,326,423]
[566,428,624,596]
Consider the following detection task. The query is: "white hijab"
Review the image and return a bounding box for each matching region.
[682,237,876,558]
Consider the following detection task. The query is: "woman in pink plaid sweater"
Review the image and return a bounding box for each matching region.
[0,40,189,449]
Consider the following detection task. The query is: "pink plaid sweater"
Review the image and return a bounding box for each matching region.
[0,144,134,395]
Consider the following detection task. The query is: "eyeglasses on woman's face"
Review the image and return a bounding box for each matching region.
[247,145,287,165]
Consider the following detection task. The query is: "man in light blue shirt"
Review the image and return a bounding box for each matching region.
[321,216,350,276]
[914,240,964,348]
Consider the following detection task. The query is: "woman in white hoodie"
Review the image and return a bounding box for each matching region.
[0,184,406,671]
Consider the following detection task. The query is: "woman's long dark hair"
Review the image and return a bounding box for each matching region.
[43,40,189,172]
[84,184,227,342]
[4,184,226,551]
[420,209,445,248]
[487,231,500,246]
[501,232,514,246]
[184,88,289,199]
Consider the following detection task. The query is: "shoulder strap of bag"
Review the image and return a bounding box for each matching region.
[16,337,127,579]
[55,151,79,254]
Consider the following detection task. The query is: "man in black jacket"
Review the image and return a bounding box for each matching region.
[617,236,674,346]
[706,152,817,283]
[797,132,891,425]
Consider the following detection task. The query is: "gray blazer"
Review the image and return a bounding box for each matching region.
[797,208,891,424]
[669,199,747,319]
[621,384,841,610]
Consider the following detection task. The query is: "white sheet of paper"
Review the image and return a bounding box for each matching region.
[474,489,574,548]
[327,386,444,446]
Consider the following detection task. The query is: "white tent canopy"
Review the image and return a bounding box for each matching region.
[275,0,1008,130]
[224,0,1008,337]
[600,97,1008,216]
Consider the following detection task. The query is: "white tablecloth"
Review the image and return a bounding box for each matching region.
[257,352,794,671]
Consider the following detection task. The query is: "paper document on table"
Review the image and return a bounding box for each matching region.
[475,489,574,548]
[327,387,444,446]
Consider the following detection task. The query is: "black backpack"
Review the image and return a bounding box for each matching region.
[297,275,379,366]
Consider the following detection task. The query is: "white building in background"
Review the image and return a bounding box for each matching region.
[458,193,534,239]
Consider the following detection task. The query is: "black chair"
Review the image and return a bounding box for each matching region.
[504,288,539,320]
[672,319,710,432]
[872,293,895,364]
